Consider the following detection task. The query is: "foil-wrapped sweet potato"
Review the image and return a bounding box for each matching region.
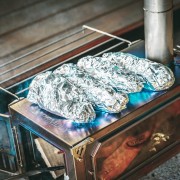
[103,52,175,91]
[27,71,96,123]
[54,63,128,113]
[77,56,144,93]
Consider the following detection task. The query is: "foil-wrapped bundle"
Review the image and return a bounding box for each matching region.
[77,56,144,93]
[27,71,96,123]
[103,52,175,91]
[54,63,128,113]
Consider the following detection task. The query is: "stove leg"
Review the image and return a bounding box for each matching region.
[65,150,86,180]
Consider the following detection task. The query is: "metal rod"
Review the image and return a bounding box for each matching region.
[0,113,10,118]
[15,87,29,95]
[83,25,132,45]
[94,41,125,56]
[0,87,19,100]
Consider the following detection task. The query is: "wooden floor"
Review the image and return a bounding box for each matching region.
[0,0,180,88]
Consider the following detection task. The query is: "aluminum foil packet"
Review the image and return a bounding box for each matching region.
[77,56,144,93]
[54,63,128,113]
[103,52,175,91]
[27,71,96,123]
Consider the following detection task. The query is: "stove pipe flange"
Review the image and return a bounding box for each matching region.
[144,0,173,65]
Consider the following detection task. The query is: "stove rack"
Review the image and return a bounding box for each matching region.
[1,25,138,98]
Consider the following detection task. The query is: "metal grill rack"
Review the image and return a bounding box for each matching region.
[2,26,138,98]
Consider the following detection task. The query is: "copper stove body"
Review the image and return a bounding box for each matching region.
[9,42,180,180]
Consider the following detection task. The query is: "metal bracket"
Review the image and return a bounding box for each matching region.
[71,137,94,162]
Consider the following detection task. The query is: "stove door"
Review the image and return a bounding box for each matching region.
[0,115,17,173]
[91,99,180,180]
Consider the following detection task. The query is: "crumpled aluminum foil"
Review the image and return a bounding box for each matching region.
[103,52,175,91]
[54,63,128,113]
[27,71,96,123]
[77,56,144,93]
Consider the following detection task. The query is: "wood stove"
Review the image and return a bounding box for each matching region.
[8,41,180,179]
[0,0,180,179]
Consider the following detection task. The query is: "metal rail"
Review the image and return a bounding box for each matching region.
[3,37,116,88]
[0,25,136,81]
[14,38,127,95]
[6,37,123,93]
[0,113,10,118]
[2,25,133,90]
[94,41,124,57]
[83,25,132,45]
[4,25,136,96]
[82,25,141,47]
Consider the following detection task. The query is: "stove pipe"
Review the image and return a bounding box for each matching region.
[144,0,173,65]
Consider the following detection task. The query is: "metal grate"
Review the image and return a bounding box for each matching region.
[4,26,134,96]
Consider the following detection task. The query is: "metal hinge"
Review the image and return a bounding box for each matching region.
[71,137,94,162]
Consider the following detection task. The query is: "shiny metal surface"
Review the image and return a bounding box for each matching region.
[54,64,128,113]
[27,71,95,123]
[144,0,173,64]
[91,99,180,180]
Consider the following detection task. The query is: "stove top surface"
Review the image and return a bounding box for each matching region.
[9,41,180,147]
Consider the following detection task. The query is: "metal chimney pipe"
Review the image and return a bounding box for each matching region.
[144,0,173,65]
